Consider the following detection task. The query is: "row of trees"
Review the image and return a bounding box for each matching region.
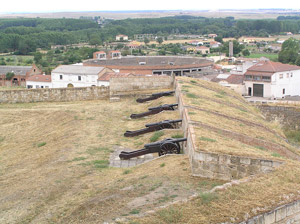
[0,16,300,56]
[278,38,300,65]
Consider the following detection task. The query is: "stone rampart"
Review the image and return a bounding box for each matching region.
[258,105,300,130]
[174,79,283,181]
[0,86,109,103]
[110,76,173,97]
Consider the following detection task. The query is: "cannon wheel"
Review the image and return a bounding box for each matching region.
[159,142,180,156]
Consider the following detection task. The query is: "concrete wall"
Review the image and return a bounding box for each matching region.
[110,76,173,96]
[0,86,109,103]
[174,79,283,181]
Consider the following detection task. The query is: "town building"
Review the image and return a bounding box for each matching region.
[93,51,106,60]
[0,65,42,87]
[51,65,113,88]
[116,34,128,41]
[126,41,142,49]
[26,74,52,89]
[244,60,300,98]
[134,34,155,41]
[84,56,214,76]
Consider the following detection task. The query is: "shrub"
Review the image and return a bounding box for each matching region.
[37,142,46,147]
[150,131,164,142]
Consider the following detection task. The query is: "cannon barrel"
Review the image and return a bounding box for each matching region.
[148,103,178,111]
[136,91,175,103]
[124,119,182,137]
[130,104,178,119]
[145,119,182,127]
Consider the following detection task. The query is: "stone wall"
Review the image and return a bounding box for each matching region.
[238,200,300,224]
[0,86,109,103]
[110,76,173,97]
[259,105,300,130]
[174,79,283,181]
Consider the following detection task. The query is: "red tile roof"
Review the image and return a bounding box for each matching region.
[26,75,51,82]
[246,61,300,75]
[98,72,132,81]
[226,74,244,84]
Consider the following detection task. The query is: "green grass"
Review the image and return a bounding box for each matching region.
[190,80,197,84]
[284,130,300,143]
[72,157,87,161]
[199,137,217,142]
[186,93,199,99]
[271,153,282,158]
[0,136,5,143]
[123,169,132,175]
[150,131,164,142]
[171,134,184,139]
[91,160,109,169]
[158,207,183,223]
[244,53,278,61]
[129,209,140,215]
[37,142,46,147]
[198,192,218,204]
[160,163,166,167]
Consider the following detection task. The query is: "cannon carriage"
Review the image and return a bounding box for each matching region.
[119,138,187,160]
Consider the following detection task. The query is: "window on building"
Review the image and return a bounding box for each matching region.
[36,85,40,88]
[283,88,285,95]
[78,76,81,81]
[262,76,271,81]
[21,78,25,81]
[279,74,283,79]
[291,72,293,77]
[60,75,63,80]
[253,76,261,81]
[27,85,33,89]
[245,75,252,80]
[286,73,289,78]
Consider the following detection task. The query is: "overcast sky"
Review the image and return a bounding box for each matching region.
[0,0,299,13]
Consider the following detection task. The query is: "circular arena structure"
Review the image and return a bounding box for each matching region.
[83,56,214,76]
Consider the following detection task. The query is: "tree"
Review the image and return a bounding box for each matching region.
[214,36,223,43]
[6,72,15,80]
[144,38,150,45]
[242,49,250,56]
[278,38,300,64]
[34,52,43,64]
[156,37,163,45]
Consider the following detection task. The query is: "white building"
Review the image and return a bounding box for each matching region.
[26,74,52,89]
[51,65,112,88]
[244,61,300,98]
[116,34,128,41]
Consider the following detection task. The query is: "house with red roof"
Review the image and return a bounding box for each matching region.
[244,60,300,98]
[26,74,52,89]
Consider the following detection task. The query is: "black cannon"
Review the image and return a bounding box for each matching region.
[130,103,178,119]
[124,119,182,137]
[136,91,175,103]
[119,138,187,160]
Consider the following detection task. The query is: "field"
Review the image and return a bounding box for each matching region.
[0,92,226,223]
[2,79,300,223]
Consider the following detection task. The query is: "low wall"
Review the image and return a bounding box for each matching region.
[0,86,109,103]
[238,199,300,224]
[174,79,283,181]
[110,76,173,97]
[259,105,300,130]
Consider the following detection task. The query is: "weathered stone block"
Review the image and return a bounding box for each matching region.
[286,202,297,216]
[219,154,231,164]
[194,152,205,161]
[240,157,251,165]
[264,211,275,224]
[261,160,273,167]
[275,205,287,222]
[261,165,273,173]
[231,156,241,165]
